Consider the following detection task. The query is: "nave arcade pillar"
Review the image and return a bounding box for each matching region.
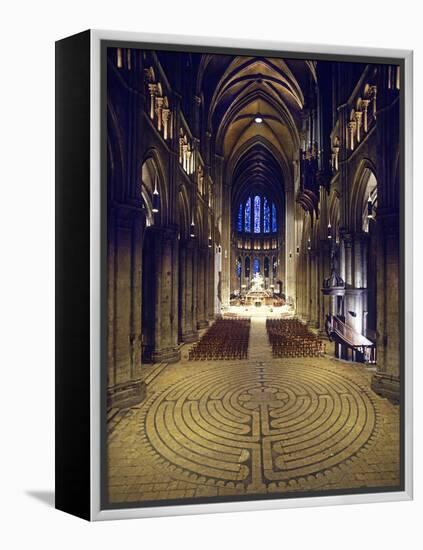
[371,210,400,401]
[149,225,181,364]
[309,250,319,328]
[207,246,215,321]
[305,250,312,322]
[197,247,209,329]
[180,239,199,342]
[107,205,146,408]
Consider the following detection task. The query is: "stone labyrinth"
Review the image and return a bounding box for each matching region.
[142,362,377,492]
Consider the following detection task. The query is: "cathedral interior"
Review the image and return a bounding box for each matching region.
[106,47,401,505]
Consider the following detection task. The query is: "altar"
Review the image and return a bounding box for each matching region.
[243,273,276,306]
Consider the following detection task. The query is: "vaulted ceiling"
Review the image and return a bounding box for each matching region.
[197,54,317,211]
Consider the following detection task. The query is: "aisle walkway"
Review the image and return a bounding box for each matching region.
[248,317,273,362]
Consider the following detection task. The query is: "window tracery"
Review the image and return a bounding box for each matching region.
[237,195,277,234]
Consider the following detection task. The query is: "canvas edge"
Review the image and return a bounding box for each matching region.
[89,29,413,521]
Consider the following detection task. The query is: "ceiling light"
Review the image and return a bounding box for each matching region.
[254,116,263,124]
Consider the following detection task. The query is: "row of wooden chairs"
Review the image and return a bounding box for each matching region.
[266,318,325,358]
[188,318,251,360]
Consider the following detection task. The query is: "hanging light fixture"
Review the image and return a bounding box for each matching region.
[208,236,212,248]
[190,216,195,238]
[307,238,312,251]
[327,221,332,240]
[254,115,263,124]
[152,175,160,213]
[367,195,373,219]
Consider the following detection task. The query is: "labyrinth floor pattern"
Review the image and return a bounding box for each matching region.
[107,323,400,504]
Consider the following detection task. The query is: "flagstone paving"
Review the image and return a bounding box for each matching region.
[107,318,400,505]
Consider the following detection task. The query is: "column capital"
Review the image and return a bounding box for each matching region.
[111,202,146,228]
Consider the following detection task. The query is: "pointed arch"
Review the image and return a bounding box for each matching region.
[350,159,378,233]
[140,149,169,226]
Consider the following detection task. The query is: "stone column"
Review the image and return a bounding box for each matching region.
[285,165,297,302]
[207,247,215,321]
[310,251,319,327]
[215,244,222,315]
[107,209,117,392]
[107,204,146,408]
[151,226,181,363]
[131,212,144,379]
[372,210,400,400]
[197,247,208,328]
[343,234,353,287]
[182,240,198,342]
[221,181,231,306]
[371,67,400,401]
[179,243,187,341]
[230,242,238,294]
[171,233,179,347]
[192,245,199,329]
[296,253,303,317]
[305,251,312,322]
[203,247,210,323]
[353,233,364,289]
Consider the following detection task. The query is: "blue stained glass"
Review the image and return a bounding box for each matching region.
[245,197,251,232]
[254,195,261,233]
[253,257,260,274]
[272,203,277,232]
[263,197,270,233]
[237,203,243,231]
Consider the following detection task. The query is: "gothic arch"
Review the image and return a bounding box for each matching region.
[177,184,191,240]
[329,190,341,240]
[140,149,169,226]
[350,159,378,233]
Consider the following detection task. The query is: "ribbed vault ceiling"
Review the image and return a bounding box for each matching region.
[198,54,316,210]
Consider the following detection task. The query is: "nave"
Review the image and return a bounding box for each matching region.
[106,46,402,503]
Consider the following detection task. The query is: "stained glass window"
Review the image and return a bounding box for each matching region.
[236,257,242,277]
[245,197,251,232]
[263,197,270,233]
[245,257,250,276]
[237,203,243,231]
[253,257,260,274]
[272,202,277,232]
[264,257,269,277]
[254,195,261,233]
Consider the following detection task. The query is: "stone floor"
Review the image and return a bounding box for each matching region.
[107,318,400,505]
